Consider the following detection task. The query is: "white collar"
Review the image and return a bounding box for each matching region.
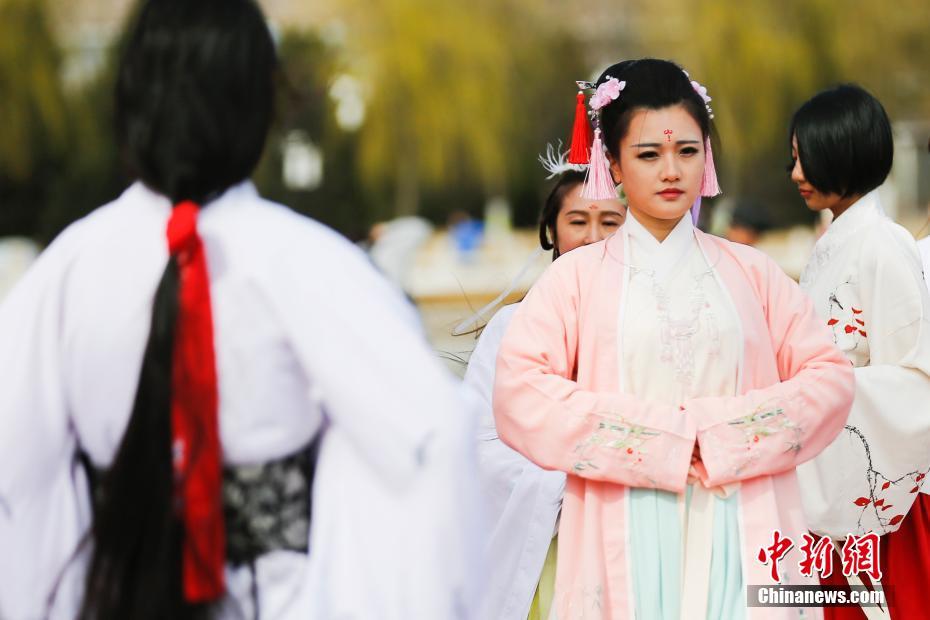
[123,179,259,213]
[819,190,884,243]
[800,189,885,290]
[623,209,695,283]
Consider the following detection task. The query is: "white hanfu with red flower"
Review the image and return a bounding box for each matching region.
[797,189,930,539]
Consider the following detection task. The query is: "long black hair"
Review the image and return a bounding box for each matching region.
[79,1,276,618]
[593,59,713,162]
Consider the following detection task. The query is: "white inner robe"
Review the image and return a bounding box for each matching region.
[620,212,745,620]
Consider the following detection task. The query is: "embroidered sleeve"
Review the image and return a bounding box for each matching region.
[689,392,807,484]
[571,413,667,486]
[683,256,854,487]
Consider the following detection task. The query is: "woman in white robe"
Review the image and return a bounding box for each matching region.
[464,168,625,620]
[790,84,930,619]
[0,2,479,618]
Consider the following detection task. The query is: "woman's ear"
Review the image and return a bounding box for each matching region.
[608,154,622,186]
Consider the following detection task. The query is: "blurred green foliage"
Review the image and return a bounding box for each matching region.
[1,0,927,242]
[0,0,68,238]
[0,0,123,242]
[638,0,930,225]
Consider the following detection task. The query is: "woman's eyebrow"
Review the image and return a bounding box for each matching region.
[630,139,701,147]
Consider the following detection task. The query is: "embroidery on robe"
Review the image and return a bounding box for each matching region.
[564,584,604,619]
[800,242,835,290]
[584,584,603,617]
[843,425,929,535]
[726,397,802,476]
[629,266,720,393]
[825,278,867,353]
[572,413,660,482]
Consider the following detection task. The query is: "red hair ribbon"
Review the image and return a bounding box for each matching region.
[167,201,225,602]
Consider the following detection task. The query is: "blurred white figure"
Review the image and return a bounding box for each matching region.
[368,216,433,291]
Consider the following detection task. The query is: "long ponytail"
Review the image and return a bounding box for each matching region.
[77,0,276,614]
[80,259,208,619]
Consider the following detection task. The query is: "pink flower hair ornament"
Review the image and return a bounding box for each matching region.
[589,76,626,111]
[690,79,715,119]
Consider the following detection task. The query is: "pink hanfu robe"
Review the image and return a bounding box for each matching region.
[494,228,855,620]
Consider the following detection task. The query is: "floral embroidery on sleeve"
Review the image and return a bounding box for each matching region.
[572,413,661,479]
[725,398,802,476]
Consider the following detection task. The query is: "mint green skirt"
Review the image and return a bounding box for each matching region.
[629,486,745,619]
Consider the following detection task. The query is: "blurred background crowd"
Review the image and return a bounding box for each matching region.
[1,0,928,368]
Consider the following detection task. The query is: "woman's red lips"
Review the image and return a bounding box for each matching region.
[799,188,814,198]
[657,188,684,199]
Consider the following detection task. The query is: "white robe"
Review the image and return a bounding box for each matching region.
[919,236,930,295]
[797,190,930,538]
[0,181,481,619]
[463,303,565,620]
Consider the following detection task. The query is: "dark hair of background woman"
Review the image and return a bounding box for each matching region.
[538,169,587,260]
[789,84,893,198]
[79,1,276,619]
[592,58,713,162]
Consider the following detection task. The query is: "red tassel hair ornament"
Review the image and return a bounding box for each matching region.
[568,91,593,165]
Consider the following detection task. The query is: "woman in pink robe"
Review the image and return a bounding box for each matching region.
[493,58,855,619]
